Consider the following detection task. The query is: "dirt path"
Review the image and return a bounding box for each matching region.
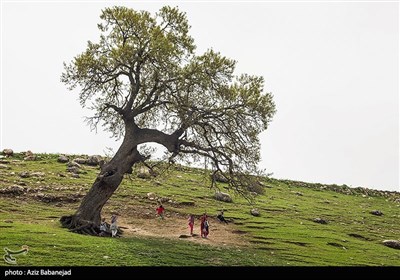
[116,215,250,247]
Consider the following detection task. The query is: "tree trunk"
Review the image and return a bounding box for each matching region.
[60,125,142,235]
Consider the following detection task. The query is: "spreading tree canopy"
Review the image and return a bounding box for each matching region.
[60,6,276,234]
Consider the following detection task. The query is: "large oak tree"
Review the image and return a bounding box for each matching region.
[60,6,276,234]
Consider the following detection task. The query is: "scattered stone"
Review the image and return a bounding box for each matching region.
[73,158,87,164]
[313,218,328,224]
[137,167,152,179]
[67,161,81,168]
[159,197,170,203]
[0,164,10,169]
[4,220,13,223]
[382,240,400,250]
[154,181,162,186]
[19,171,30,178]
[0,185,25,195]
[147,192,157,200]
[58,173,66,177]
[66,166,81,174]
[250,208,260,217]
[24,155,36,161]
[2,149,14,157]
[87,155,101,166]
[214,192,232,203]
[71,174,80,178]
[370,210,383,216]
[57,155,69,163]
[31,172,45,177]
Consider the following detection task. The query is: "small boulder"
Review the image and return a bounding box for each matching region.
[370,210,383,216]
[57,155,69,163]
[250,208,260,217]
[147,192,157,200]
[137,167,152,179]
[19,171,30,178]
[214,192,233,203]
[73,158,87,164]
[2,149,13,157]
[382,240,400,250]
[87,155,101,166]
[0,164,10,169]
[313,218,328,224]
[0,185,25,195]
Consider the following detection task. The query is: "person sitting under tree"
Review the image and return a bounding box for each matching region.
[99,217,108,236]
[110,214,118,237]
[217,210,228,224]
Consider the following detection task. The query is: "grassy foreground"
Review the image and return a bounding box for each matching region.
[0,153,399,266]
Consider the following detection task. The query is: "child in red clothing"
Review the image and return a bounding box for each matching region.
[156,204,165,220]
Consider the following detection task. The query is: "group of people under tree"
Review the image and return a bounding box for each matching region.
[98,205,228,238]
[99,214,118,237]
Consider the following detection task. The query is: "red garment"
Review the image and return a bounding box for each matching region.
[156,206,164,215]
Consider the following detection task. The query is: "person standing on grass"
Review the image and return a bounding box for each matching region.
[110,214,118,237]
[188,214,195,235]
[156,204,165,220]
[200,212,208,238]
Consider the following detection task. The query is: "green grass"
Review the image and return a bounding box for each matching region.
[0,153,399,266]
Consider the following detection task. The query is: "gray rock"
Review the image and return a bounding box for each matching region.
[382,240,400,249]
[147,192,157,200]
[0,164,10,169]
[66,166,81,174]
[19,171,30,178]
[24,155,36,161]
[31,172,45,177]
[57,155,69,163]
[67,161,81,168]
[137,167,152,179]
[0,185,25,195]
[370,210,383,216]
[313,218,328,224]
[2,149,13,157]
[73,158,87,164]
[87,155,101,166]
[214,192,233,203]
[250,208,260,216]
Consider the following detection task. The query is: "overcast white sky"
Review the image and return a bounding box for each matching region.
[1,1,398,191]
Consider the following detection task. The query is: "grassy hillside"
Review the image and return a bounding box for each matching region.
[0,152,399,266]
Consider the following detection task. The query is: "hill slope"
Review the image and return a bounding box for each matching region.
[0,152,399,266]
